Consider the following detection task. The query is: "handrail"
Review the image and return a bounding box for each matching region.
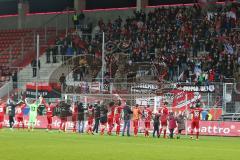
[7,81,240,86]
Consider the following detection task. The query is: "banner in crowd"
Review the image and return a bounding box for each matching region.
[171,90,196,109]
[177,84,215,92]
[26,82,61,98]
[169,89,222,120]
[3,116,240,137]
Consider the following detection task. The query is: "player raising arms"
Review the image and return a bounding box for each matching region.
[15,100,25,130]
[143,105,152,137]
[159,102,169,138]
[41,98,55,132]
[25,96,42,131]
[0,99,6,130]
[190,100,203,140]
[107,102,115,135]
[114,100,123,136]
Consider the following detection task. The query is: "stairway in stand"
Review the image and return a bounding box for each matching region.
[17,54,62,90]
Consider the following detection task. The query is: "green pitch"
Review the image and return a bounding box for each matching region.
[0,129,239,160]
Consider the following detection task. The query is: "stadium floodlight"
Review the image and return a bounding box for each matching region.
[36,34,39,101]
[101,32,105,93]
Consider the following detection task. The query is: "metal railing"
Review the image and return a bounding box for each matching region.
[1,80,240,118]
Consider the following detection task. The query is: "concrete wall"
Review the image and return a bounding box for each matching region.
[0,8,139,30]
[0,16,18,30]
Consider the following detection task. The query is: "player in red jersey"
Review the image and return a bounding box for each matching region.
[143,105,152,137]
[86,105,94,134]
[114,102,123,136]
[42,98,55,131]
[107,102,115,135]
[159,102,169,138]
[161,102,169,115]
[0,100,6,130]
[71,102,78,133]
[15,101,25,130]
[190,100,203,140]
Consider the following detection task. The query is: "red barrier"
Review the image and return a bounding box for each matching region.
[185,121,240,137]
[3,116,240,137]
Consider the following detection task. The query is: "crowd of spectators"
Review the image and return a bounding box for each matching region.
[42,3,240,85]
[47,30,101,83]
[93,3,240,84]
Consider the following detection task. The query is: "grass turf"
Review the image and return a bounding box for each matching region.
[0,129,239,160]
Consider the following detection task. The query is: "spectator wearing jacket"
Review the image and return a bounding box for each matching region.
[122,104,133,136]
[168,112,177,139]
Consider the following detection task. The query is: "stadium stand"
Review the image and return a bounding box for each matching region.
[90,4,240,84]
[26,3,239,89]
[0,28,59,84]
[0,1,240,115]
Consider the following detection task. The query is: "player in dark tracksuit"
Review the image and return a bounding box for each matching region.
[93,103,101,133]
[59,101,69,132]
[122,105,133,137]
[7,100,17,129]
[77,102,85,133]
[153,113,160,138]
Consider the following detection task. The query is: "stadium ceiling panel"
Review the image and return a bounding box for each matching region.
[0,0,16,2]
[28,0,74,13]
[86,0,136,9]
[149,0,195,5]
[0,0,17,15]
[148,0,226,5]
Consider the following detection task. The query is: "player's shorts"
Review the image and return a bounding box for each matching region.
[100,122,107,130]
[115,114,120,120]
[0,116,3,122]
[145,121,150,128]
[191,120,200,129]
[100,116,107,124]
[47,116,52,124]
[161,121,167,127]
[72,114,77,122]
[154,123,160,129]
[88,117,93,125]
[60,117,67,124]
[29,114,37,123]
[107,117,113,125]
[115,117,120,125]
[133,120,139,128]
[17,117,23,122]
